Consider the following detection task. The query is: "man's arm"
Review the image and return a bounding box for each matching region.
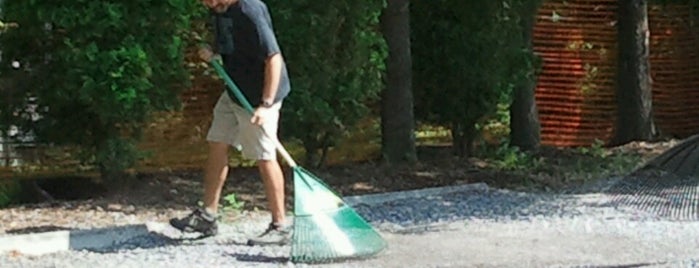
[252,3,283,107]
[251,53,282,125]
[250,3,283,126]
[261,53,283,106]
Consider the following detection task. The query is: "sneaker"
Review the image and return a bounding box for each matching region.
[169,208,218,237]
[247,222,291,246]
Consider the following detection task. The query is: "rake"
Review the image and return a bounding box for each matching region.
[209,58,387,263]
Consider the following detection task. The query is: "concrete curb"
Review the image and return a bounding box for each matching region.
[0,224,152,256]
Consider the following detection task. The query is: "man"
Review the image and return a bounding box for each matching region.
[170,0,291,246]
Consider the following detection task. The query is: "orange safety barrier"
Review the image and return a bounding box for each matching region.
[648,5,699,139]
[534,0,618,147]
[534,0,699,147]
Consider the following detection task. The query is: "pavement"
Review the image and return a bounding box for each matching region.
[2,183,699,267]
[324,221,699,268]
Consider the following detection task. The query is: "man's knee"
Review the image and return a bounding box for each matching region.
[208,141,229,157]
[256,159,278,166]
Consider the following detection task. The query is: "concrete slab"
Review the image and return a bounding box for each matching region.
[0,224,152,256]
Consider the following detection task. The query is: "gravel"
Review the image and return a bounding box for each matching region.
[2,182,699,267]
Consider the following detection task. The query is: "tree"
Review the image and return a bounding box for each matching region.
[380,0,417,164]
[509,0,542,151]
[613,0,655,145]
[413,0,531,157]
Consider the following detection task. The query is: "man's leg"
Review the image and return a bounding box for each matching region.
[258,159,285,224]
[245,102,291,246]
[247,157,290,246]
[170,94,234,236]
[203,141,230,214]
[168,141,228,236]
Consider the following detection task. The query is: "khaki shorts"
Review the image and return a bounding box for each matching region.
[206,93,281,160]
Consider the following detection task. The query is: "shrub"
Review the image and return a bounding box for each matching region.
[412,0,536,157]
[266,0,387,167]
[0,0,199,180]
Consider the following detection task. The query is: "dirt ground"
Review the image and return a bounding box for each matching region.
[81,140,677,214]
[0,139,680,236]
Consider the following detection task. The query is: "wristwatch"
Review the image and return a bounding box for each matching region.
[260,100,274,108]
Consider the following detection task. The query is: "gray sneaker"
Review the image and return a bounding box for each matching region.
[169,208,218,237]
[247,222,291,246]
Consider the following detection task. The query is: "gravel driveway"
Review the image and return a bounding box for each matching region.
[3,180,699,268]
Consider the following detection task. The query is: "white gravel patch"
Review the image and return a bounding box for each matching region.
[2,183,699,267]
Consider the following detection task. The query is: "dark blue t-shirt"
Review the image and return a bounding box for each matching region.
[212,0,290,106]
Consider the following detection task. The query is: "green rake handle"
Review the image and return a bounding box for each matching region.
[210,57,255,112]
[210,57,298,168]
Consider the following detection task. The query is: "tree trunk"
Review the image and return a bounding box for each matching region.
[452,122,466,157]
[380,0,417,164]
[613,0,654,145]
[510,1,541,151]
[451,121,475,158]
[303,141,322,168]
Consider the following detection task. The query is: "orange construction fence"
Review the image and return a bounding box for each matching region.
[534,0,699,147]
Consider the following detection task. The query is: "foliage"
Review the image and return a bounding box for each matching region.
[222,193,245,214]
[265,0,388,167]
[556,149,641,184]
[482,142,643,192]
[0,179,21,208]
[412,0,537,157]
[577,139,607,158]
[0,0,199,180]
[479,102,513,145]
[487,143,544,171]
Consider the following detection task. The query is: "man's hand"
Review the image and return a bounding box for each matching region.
[198,46,215,62]
[251,106,272,126]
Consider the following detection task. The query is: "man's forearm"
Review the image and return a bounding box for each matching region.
[262,53,283,104]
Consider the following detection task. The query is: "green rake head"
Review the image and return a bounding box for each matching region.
[291,167,387,264]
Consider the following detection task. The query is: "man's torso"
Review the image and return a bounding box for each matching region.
[213,0,290,106]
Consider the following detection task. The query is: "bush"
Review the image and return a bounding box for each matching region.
[0,1,198,180]
[265,0,387,167]
[412,0,535,157]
